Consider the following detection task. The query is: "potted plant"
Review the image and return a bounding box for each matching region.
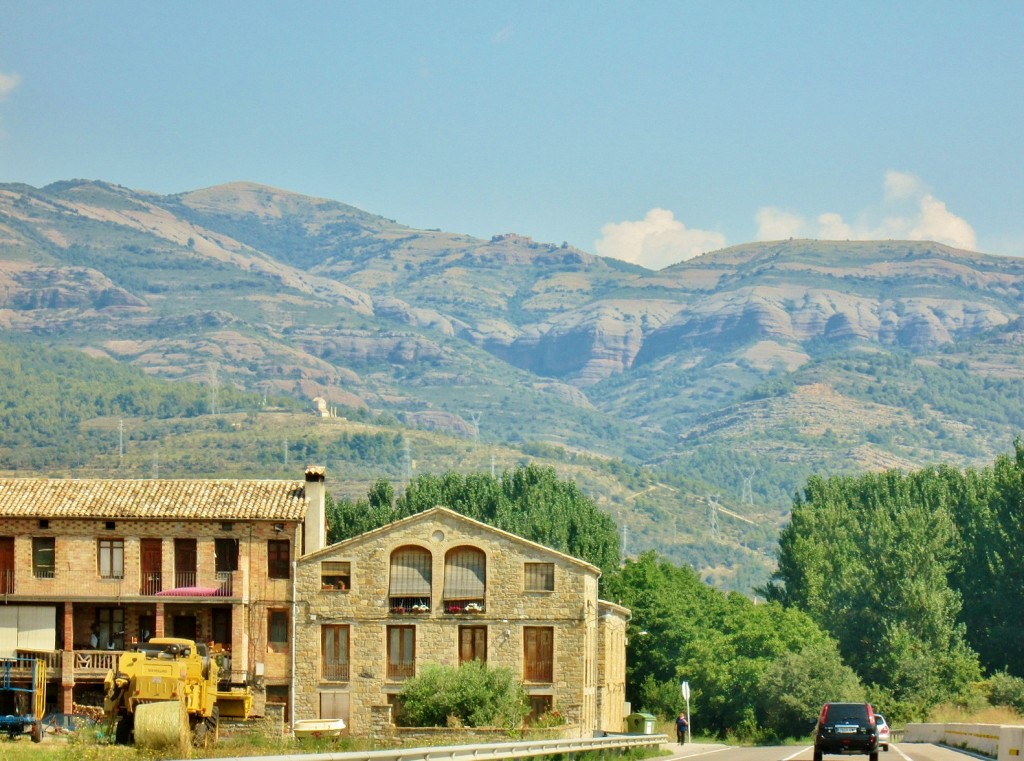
[464,602,484,613]
[411,603,429,613]
[446,604,463,614]
[391,606,406,614]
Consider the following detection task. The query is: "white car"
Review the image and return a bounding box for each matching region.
[875,714,890,751]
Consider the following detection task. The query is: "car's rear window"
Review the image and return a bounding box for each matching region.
[828,704,869,723]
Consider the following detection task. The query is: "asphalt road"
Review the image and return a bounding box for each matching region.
[657,742,983,761]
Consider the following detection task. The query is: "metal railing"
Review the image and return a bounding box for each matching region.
[173,732,669,761]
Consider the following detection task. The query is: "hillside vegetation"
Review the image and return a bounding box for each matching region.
[4,179,1024,591]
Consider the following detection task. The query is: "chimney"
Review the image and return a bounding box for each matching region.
[303,465,327,556]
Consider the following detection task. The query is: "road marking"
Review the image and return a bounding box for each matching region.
[784,748,812,761]
[891,744,912,761]
[672,747,732,758]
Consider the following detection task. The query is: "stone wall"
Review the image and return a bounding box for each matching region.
[293,508,625,738]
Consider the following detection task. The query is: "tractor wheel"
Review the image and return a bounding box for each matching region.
[115,714,134,745]
[191,715,207,748]
[207,706,220,744]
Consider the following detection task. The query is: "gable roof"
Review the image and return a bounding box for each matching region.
[0,477,308,521]
[302,506,602,575]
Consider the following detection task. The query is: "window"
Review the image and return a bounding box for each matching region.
[321,561,351,591]
[268,609,289,650]
[321,625,350,681]
[525,563,554,592]
[527,695,553,723]
[389,546,431,610]
[215,537,239,575]
[387,625,415,680]
[32,538,55,579]
[458,626,487,664]
[268,540,290,579]
[96,608,125,650]
[442,546,485,613]
[524,626,554,682]
[98,539,124,579]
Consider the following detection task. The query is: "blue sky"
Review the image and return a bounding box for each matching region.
[1,1,1022,268]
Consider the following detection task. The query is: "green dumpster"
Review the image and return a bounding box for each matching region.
[625,711,657,734]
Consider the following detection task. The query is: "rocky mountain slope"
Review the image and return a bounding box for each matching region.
[3,179,1024,589]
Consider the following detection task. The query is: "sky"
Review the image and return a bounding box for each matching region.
[1,1,1023,269]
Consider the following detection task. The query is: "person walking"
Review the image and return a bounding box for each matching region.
[675,711,689,745]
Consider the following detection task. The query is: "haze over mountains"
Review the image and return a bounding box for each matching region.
[3,179,1024,590]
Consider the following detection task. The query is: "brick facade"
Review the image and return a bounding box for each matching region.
[0,471,629,735]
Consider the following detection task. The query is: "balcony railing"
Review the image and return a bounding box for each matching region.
[141,572,162,595]
[322,662,350,682]
[74,650,120,675]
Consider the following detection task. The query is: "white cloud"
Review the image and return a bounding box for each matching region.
[910,194,977,250]
[0,72,21,101]
[594,208,726,269]
[754,171,977,251]
[817,212,852,240]
[755,207,805,240]
[884,169,925,201]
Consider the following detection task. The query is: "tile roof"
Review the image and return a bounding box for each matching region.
[0,478,308,521]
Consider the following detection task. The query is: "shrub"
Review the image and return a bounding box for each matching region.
[397,661,529,730]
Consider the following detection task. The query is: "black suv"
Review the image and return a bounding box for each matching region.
[813,702,879,761]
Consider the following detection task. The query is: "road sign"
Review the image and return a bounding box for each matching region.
[681,681,690,701]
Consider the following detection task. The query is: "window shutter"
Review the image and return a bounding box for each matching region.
[389,547,432,596]
[443,547,486,600]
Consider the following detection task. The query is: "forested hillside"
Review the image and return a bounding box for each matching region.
[5,180,1024,592]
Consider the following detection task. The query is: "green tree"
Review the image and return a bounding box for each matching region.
[768,467,981,717]
[603,552,852,738]
[327,465,620,575]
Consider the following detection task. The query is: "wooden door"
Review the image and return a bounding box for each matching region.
[0,537,13,593]
[140,539,162,594]
[174,538,197,588]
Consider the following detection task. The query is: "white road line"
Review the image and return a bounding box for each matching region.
[674,747,733,758]
[784,748,813,761]
[892,744,913,761]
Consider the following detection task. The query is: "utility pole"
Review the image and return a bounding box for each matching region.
[463,410,482,446]
[708,495,720,538]
[118,419,124,463]
[207,363,221,415]
[741,469,756,506]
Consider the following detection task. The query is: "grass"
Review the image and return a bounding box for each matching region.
[928,705,1023,725]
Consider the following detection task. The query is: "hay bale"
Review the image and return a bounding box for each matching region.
[135,699,188,754]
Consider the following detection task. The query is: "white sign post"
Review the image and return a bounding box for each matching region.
[681,681,691,743]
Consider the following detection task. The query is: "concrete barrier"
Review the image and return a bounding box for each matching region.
[904,722,1024,760]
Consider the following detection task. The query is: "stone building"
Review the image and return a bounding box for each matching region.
[293,507,630,737]
[0,466,323,716]
[0,465,629,734]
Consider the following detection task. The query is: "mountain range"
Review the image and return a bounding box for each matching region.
[3,179,1024,591]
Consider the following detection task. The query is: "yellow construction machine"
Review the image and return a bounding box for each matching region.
[103,637,252,750]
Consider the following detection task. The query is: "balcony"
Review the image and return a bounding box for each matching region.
[443,600,486,615]
[0,569,237,601]
[389,597,430,615]
[154,572,234,598]
[321,662,350,682]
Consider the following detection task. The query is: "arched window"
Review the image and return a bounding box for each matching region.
[389,546,432,613]
[443,546,486,613]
